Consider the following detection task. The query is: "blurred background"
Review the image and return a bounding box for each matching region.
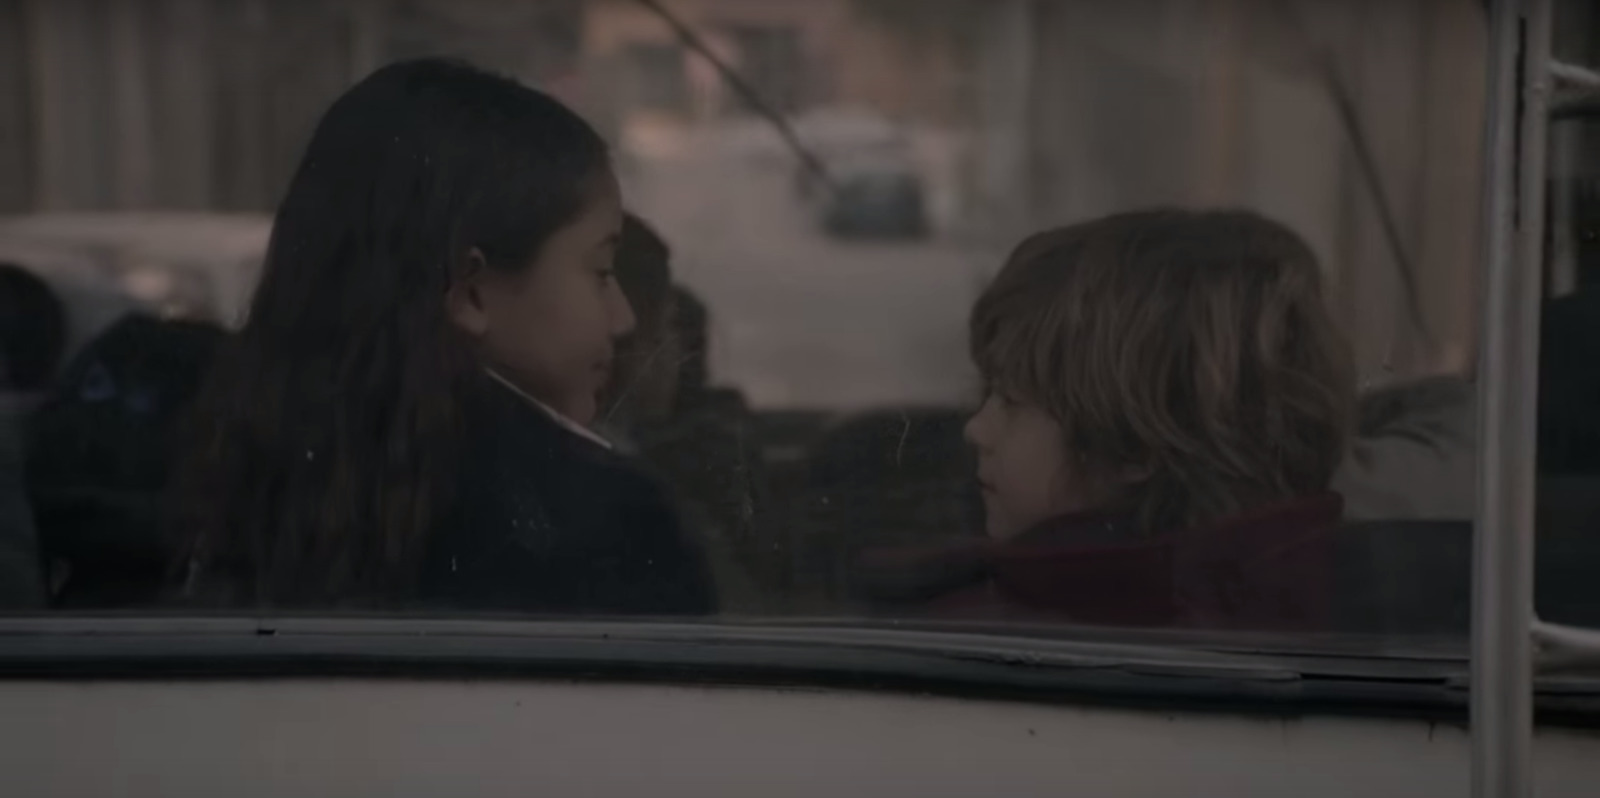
[11,0,1598,401]
[2,0,1598,614]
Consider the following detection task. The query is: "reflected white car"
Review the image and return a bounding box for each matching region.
[0,212,270,354]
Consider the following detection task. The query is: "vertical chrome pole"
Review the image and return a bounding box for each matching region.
[1472,0,1549,795]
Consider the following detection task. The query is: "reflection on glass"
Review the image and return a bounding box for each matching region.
[0,0,1596,650]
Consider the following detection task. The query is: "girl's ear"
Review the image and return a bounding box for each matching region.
[445,248,491,337]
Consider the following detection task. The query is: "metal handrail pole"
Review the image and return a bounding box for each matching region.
[1472,0,1547,795]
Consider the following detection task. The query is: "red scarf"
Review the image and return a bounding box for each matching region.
[856,493,1344,631]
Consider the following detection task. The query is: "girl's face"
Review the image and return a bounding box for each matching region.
[450,170,635,425]
[963,392,1109,539]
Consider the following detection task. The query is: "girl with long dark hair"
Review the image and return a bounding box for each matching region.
[172,59,714,613]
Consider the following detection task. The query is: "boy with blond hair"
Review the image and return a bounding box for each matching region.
[863,209,1357,629]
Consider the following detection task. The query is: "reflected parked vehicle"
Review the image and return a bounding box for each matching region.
[0,213,269,353]
[791,106,910,200]
[816,160,929,240]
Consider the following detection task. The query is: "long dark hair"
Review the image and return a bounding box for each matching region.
[172,59,610,607]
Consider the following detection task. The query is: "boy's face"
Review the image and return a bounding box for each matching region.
[964,392,1104,539]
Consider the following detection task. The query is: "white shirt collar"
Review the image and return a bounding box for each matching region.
[484,368,614,450]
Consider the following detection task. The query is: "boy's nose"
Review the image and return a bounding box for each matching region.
[963,399,993,450]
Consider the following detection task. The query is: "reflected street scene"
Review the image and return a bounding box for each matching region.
[1,0,1598,626]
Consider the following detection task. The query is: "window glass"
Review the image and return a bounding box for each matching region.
[0,0,1569,651]
[1536,3,1600,627]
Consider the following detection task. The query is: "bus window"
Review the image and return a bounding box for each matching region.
[1535,79,1600,627]
[0,0,1578,657]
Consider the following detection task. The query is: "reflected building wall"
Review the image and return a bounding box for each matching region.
[580,0,964,133]
[996,0,1488,385]
[2,0,583,213]
[1550,0,1600,295]
[0,0,1568,390]
[583,0,847,124]
[0,1,27,211]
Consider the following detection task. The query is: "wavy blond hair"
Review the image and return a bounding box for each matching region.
[970,209,1356,533]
